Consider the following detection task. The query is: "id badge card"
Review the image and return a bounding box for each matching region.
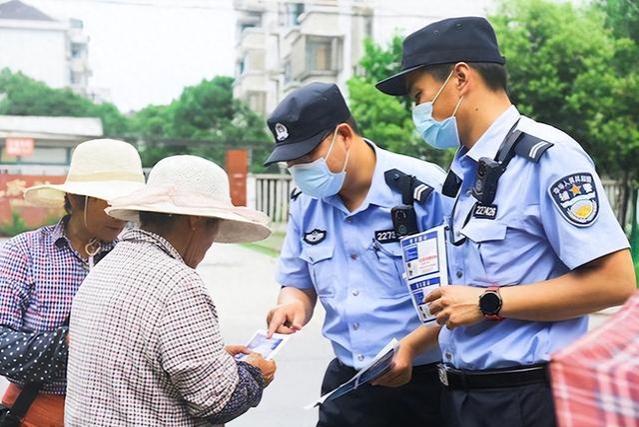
[399,225,449,323]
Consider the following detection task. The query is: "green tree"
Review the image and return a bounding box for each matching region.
[347,37,453,168]
[491,0,639,226]
[0,68,129,135]
[129,76,272,171]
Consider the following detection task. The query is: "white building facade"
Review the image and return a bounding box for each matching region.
[0,0,91,94]
[233,0,494,117]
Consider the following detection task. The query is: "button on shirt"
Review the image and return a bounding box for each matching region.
[441,106,629,370]
[277,141,448,369]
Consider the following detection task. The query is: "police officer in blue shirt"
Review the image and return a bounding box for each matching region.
[263,82,448,427]
[376,16,637,427]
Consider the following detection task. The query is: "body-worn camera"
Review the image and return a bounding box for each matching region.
[391,205,418,237]
[472,157,504,206]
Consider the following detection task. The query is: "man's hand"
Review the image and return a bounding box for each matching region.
[225,345,251,358]
[372,341,415,388]
[425,285,484,329]
[266,301,306,337]
[245,353,277,386]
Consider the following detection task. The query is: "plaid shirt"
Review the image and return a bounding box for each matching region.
[65,229,264,426]
[551,291,639,427]
[0,218,113,394]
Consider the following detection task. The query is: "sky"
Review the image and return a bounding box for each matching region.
[27,0,237,113]
[22,0,495,113]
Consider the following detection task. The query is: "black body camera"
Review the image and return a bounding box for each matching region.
[472,157,503,206]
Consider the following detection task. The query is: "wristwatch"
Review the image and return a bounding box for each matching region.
[479,286,504,321]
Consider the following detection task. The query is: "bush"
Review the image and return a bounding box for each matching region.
[0,211,30,237]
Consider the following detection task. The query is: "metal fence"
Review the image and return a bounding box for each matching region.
[251,173,294,224]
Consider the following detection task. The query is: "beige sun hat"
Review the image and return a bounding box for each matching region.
[106,155,271,244]
[24,139,145,207]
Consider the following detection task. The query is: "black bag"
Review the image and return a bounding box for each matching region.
[0,382,43,426]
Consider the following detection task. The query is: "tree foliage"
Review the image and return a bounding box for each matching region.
[0,68,128,135]
[347,38,453,168]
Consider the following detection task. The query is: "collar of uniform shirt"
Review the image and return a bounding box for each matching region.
[461,105,521,163]
[322,139,397,212]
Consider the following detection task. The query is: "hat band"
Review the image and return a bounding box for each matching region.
[66,171,145,183]
[111,185,269,224]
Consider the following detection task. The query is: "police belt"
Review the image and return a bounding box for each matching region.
[437,363,549,390]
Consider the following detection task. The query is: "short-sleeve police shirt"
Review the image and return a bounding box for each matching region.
[277,140,448,369]
[441,106,629,370]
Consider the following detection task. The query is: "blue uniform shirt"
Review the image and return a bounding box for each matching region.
[277,141,447,369]
[441,106,630,370]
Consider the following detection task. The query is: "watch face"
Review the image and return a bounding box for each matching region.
[480,291,501,315]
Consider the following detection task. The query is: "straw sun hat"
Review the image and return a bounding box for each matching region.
[106,155,271,244]
[24,139,145,207]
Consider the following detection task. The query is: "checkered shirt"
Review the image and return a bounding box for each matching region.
[551,291,639,427]
[0,218,113,394]
[66,228,261,426]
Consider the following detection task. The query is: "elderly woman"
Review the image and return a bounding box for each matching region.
[0,139,145,426]
[65,155,276,426]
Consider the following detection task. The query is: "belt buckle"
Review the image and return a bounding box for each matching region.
[437,364,449,387]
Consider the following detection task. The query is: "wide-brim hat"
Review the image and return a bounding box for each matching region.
[24,139,145,207]
[106,155,271,244]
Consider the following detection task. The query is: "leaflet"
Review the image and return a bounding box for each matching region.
[399,225,449,324]
[304,339,399,409]
[235,329,290,361]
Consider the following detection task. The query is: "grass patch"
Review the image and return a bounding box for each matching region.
[241,231,286,258]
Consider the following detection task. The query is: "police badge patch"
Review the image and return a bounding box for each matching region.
[549,173,599,227]
[303,229,326,245]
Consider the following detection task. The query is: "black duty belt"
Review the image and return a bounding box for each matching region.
[438,363,550,390]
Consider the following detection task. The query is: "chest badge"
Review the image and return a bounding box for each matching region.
[303,229,326,245]
[549,173,599,227]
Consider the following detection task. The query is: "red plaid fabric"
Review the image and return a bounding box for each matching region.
[551,291,639,427]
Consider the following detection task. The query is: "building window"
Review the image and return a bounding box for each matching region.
[286,2,305,26]
[71,43,83,59]
[284,60,292,84]
[306,36,340,72]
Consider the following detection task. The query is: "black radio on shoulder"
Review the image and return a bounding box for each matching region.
[472,157,503,206]
[391,205,418,237]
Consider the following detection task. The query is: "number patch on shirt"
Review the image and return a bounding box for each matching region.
[472,204,498,220]
[549,173,599,227]
[375,229,399,244]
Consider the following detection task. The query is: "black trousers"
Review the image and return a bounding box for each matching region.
[441,382,557,427]
[317,358,443,427]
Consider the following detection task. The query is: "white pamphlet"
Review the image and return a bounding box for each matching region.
[399,225,449,323]
[304,339,400,409]
[235,329,290,361]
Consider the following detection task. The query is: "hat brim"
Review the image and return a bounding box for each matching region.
[264,128,331,166]
[24,181,145,208]
[106,203,272,244]
[375,65,425,96]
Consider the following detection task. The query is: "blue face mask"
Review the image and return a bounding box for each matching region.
[288,129,350,198]
[412,70,464,150]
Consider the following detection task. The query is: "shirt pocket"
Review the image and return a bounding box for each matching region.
[460,219,508,284]
[300,241,336,298]
[365,239,409,299]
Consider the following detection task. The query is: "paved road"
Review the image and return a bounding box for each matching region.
[200,243,333,427]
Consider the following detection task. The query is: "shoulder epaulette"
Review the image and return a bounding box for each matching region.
[384,168,433,204]
[290,187,302,201]
[515,132,554,162]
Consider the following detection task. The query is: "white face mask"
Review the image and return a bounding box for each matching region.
[287,129,350,198]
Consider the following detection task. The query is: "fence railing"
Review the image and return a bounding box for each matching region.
[250,173,294,224]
